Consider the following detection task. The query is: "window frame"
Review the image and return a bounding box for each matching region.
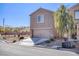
[37,14,44,24]
[74,10,79,20]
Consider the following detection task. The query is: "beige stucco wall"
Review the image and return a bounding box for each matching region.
[30,8,56,38]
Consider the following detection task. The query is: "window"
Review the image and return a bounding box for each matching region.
[75,11,79,19]
[37,15,44,23]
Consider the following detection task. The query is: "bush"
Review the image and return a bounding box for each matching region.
[71,33,77,39]
[45,40,51,43]
[3,37,6,39]
[19,37,24,40]
[50,38,54,41]
[13,40,16,43]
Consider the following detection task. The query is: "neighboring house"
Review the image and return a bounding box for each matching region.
[30,8,57,39]
[30,4,79,40]
[68,4,79,39]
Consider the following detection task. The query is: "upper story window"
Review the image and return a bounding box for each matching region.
[75,11,79,20]
[37,15,44,23]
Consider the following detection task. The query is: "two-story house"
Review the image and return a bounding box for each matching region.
[30,8,57,39]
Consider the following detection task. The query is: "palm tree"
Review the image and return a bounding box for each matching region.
[54,5,75,38]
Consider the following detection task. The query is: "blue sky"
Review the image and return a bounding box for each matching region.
[0,3,76,27]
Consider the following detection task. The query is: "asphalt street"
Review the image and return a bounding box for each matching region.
[0,43,78,56]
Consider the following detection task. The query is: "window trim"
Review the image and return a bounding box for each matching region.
[74,10,79,20]
[37,15,44,24]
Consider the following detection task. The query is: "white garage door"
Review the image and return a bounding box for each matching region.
[33,29,53,38]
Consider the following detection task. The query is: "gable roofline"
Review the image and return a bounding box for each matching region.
[29,8,54,16]
[68,3,79,10]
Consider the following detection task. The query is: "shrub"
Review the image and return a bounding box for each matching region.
[45,40,51,43]
[71,33,77,39]
[3,37,6,39]
[50,38,54,41]
[19,37,24,40]
[13,40,16,43]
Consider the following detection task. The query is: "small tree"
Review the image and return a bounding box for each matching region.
[54,5,75,38]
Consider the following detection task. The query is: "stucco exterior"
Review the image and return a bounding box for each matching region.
[30,8,56,38]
